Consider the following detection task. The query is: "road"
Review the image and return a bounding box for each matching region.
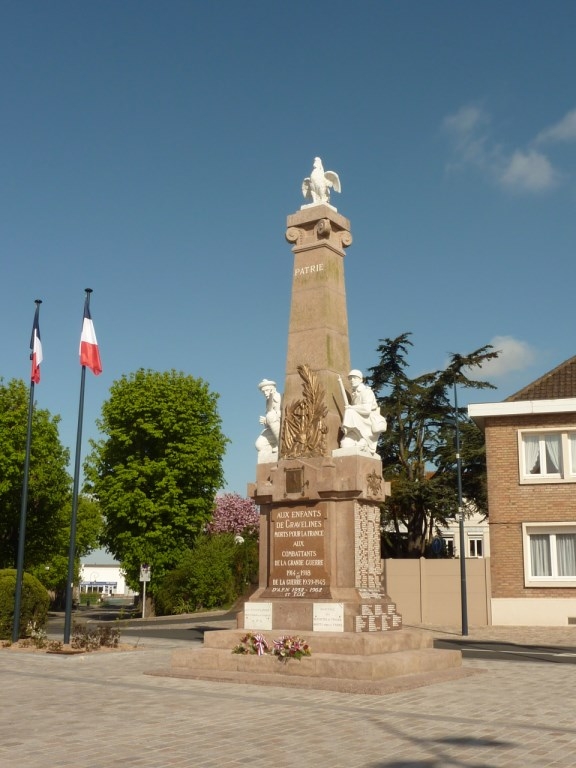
[47,606,236,645]
[47,608,576,663]
[434,637,576,664]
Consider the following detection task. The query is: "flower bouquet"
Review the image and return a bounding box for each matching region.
[271,635,311,663]
[232,633,311,663]
[232,633,269,656]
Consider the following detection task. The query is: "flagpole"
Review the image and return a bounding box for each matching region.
[12,300,42,643]
[64,289,92,645]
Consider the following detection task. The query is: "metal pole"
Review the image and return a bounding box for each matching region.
[12,383,36,642]
[142,580,146,620]
[454,381,468,636]
[12,299,42,643]
[64,289,93,644]
[64,364,87,644]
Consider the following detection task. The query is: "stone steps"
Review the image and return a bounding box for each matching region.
[165,628,464,694]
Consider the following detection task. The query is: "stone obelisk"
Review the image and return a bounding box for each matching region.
[247,158,401,633]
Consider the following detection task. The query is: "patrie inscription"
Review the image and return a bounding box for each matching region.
[294,263,324,277]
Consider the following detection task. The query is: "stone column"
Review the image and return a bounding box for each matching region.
[283,204,352,455]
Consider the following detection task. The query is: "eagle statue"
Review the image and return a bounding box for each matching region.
[301,157,341,205]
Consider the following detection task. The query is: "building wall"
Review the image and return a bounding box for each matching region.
[383,557,491,626]
[485,413,576,604]
[79,562,134,596]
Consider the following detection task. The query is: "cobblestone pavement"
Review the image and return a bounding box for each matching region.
[1,625,575,768]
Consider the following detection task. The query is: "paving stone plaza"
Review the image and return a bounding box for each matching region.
[1,624,576,767]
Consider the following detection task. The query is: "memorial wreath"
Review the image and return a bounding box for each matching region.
[232,632,311,662]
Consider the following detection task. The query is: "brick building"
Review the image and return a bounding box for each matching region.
[469,356,576,625]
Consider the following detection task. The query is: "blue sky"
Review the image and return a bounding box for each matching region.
[2,1,576,497]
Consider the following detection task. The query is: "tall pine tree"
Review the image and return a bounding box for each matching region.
[368,333,498,557]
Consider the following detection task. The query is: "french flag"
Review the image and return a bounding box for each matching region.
[80,296,102,375]
[30,303,43,384]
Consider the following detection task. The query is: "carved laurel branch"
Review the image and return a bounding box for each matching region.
[281,364,329,459]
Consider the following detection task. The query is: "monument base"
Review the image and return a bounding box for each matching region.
[249,455,402,632]
[237,594,402,633]
[162,627,466,695]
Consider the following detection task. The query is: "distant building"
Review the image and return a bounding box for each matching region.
[437,510,490,559]
[79,555,135,598]
[469,355,576,626]
[381,507,490,559]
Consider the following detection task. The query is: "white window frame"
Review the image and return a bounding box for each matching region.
[442,536,455,558]
[468,536,484,558]
[518,428,576,484]
[522,522,576,588]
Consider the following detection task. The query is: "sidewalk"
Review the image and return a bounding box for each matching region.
[410,622,576,648]
[1,622,576,767]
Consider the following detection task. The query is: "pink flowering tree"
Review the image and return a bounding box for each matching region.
[208,493,260,537]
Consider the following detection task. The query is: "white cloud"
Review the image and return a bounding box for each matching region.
[475,336,537,378]
[442,105,492,167]
[443,105,486,137]
[499,149,559,192]
[536,108,576,144]
[442,104,561,194]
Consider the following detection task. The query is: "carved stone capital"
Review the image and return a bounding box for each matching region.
[316,218,332,239]
[340,231,353,248]
[285,226,302,244]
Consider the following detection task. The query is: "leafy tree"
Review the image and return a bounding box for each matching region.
[30,495,103,603]
[85,369,229,593]
[0,379,71,570]
[208,493,259,536]
[368,333,498,558]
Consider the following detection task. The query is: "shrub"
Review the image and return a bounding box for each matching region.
[154,559,193,616]
[71,622,120,651]
[0,569,50,640]
[156,533,245,615]
[231,535,259,593]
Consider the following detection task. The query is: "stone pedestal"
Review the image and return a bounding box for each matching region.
[246,453,400,633]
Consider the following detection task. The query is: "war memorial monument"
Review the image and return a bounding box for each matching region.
[169,160,462,691]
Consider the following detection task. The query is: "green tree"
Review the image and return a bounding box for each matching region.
[85,369,229,593]
[0,379,71,570]
[368,333,498,557]
[30,495,103,602]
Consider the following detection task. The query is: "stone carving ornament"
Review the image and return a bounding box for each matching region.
[281,364,328,458]
[255,379,282,464]
[337,370,387,456]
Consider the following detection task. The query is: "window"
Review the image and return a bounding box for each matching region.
[519,430,576,483]
[523,523,576,587]
[468,536,483,558]
[442,536,455,558]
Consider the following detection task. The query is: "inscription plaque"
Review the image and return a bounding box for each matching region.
[244,602,273,630]
[285,467,304,494]
[313,602,344,632]
[264,504,330,599]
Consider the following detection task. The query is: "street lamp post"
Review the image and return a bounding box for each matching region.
[454,380,469,636]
